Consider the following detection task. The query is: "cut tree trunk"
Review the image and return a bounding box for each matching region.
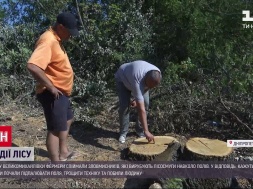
[183,137,234,161]
[183,137,234,189]
[125,136,182,189]
[128,136,181,161]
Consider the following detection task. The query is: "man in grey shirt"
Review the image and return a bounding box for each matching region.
[115,60,162,143]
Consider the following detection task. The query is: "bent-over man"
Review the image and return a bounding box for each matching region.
[115,60,162,143]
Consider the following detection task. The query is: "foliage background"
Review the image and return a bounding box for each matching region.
[1,0,253,137]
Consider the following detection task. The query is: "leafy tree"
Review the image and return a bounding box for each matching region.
[1,0,253,100]
[186,0,253,94]
[67,0,154,95]
[0,0,153,98]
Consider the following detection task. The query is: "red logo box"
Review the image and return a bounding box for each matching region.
[0,126,12,147]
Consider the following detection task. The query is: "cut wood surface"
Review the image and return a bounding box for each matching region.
[183,137,234,189]
[126,136,180,188]
[129,136,178,156]
[186,137,233,157]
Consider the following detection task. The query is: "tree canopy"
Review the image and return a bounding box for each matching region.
[0,0,253,99]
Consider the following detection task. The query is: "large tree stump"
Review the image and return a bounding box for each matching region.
[183,137,234,161]
[124,136,182,189]
[183,137,234,189]
[128,136,181,161]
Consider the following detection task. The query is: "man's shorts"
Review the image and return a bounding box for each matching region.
[36,90,74,131]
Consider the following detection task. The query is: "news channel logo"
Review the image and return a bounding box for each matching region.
[0,125,12,147]
[0,125,34,161]
[242,10,253,29]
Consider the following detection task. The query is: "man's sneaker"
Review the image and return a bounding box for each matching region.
[137,132,145,138]
[119,135,126,143]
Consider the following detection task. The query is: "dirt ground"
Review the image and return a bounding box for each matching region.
[1,100,253,189]
[0,101,150,189]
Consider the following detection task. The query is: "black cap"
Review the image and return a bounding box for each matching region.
[57,12,79,36]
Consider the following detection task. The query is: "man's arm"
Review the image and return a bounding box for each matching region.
[27,63,62,99]
[136,100,154,142]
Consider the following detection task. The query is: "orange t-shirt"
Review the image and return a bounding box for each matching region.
[27,27,74,96]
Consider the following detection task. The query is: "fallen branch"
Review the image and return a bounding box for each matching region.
[219,96,253,136]
[75,0,85,31]
[107,102,119,113]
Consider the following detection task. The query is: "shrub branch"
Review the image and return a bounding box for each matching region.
[219,96,253,137]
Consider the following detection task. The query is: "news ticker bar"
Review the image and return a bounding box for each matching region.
[0,161,252,178]
[0,147,34,161]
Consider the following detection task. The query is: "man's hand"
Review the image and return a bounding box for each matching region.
[135,100,154,142]
[130,99,137,108]
[144,130,155,143]
[27,64,61,99]
[48,86,63,99]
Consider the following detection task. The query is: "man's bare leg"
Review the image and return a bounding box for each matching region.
[67,118,74,134]
[59,118,74,160]
[46,131,60,161]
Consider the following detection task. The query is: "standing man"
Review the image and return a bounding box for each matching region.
[27,12,79,161]
[115,60,162,143]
